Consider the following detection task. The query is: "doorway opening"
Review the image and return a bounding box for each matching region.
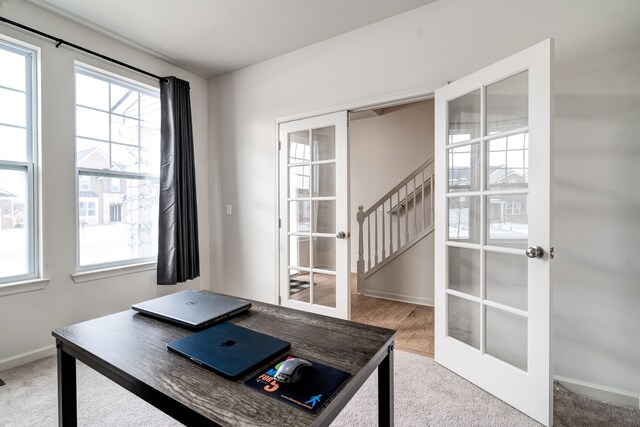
[348,99,435,357]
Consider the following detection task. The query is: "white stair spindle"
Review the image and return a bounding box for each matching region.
[404,184,409,243]
[374,208,379,265]
[367,216,371,270]
[431,170,435,227]
[421,169,426,231]
[357,205,365,293]
[413,176,417,236]
[381,203,386,260]
[396,191,401,249]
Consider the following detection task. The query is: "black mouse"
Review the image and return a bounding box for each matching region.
[274,357,313,384]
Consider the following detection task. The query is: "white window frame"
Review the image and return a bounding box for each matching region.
[0,37,40,285]
[79,175,91,191]
[74,64,160,271]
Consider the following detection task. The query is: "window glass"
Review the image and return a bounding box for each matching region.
[75,66,160,268]
[0,39,38,284]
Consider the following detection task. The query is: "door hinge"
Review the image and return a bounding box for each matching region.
[278,140,282,150]
[550,247,555,259]
[278,218,282,228]
[278,295,281,305]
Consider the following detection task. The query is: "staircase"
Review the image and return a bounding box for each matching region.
[356,156,435,295]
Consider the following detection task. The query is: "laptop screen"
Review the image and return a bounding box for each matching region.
[132,290,251,329]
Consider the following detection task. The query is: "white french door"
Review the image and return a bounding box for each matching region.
[278,111,350,319]
[434,40,553,425]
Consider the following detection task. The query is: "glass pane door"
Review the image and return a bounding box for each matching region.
[287,126,337,309]
[445,70,530,370]
[435,40,552,426]
[279,111,349,319]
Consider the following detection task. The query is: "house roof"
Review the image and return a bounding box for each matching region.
[0,188,16,198]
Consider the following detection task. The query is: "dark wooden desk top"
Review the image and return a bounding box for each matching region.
[52,300,396,426]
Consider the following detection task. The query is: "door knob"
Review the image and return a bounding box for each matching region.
[526,246,544,259]
[336,231,349,239]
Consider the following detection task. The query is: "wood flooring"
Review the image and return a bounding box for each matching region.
[288,273,434,357]
[349,275,434,357]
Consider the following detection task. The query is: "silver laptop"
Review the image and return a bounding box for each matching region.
[132,290,251,329]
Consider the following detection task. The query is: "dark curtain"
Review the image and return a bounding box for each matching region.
[157,76,200,285]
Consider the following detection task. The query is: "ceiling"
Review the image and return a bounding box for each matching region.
[27,0,438,79]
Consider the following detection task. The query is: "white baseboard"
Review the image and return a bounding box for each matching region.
[361,289,434,307]
[0,345,56,372]
[554,375,640,409]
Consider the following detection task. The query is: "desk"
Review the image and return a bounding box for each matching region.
[52,300,396,426]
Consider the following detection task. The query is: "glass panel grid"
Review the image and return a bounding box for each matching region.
[286,125,336,308]
[486,306,528,371]
[448,143,480,192]
[445,73,531,368]
[486,71,528,136]
[447,293,481,349]
[0,40,37,284]
[448,89,480,144]
[487,132,529,191]
[77,173,159,266]
[75,66,160,269]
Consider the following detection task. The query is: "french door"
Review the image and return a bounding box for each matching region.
[434,40,553,425]
[278,111,350,319]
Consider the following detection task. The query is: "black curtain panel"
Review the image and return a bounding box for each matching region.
[157,76,200,285]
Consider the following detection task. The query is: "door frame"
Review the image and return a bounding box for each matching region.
[274,83,443,315]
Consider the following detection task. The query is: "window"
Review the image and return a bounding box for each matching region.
[505,201,522,215]
[79,175,91,191]
[0,38,38,284]
[75,66,160,268]
[110,177,120,193]
[109,203,122,222]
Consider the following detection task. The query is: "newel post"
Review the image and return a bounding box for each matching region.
[357,205,365,294]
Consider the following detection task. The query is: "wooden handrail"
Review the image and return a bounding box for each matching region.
[357,156,435,292]
[361,156,434,217]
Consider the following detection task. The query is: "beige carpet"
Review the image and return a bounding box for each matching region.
[1,351,639,426]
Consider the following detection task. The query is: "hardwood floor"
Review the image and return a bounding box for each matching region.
[350,274,434,357]
[288,273,434,357]
[288,273,336,308]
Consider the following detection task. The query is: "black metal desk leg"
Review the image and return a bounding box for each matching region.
[378,344,394,426]
[57,340,77,427]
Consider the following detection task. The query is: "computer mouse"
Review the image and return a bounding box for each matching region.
[274,357,313,384]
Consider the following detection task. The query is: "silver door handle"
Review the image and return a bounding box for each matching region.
[526,246,544,259]
[336,231,349,239]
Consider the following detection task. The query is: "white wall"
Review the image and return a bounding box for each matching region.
[350,101,434,304]
[0,1,210,369]
[363,233,434,306]
[210,0,640,401]
[349,100,433,269]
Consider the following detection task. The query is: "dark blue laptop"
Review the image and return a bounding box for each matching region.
[167,322,291,379]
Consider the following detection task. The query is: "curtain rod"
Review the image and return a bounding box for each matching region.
[0,15,163,82]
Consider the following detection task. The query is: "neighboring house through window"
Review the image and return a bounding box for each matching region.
[75,65,161,268]
[0,37,39,284]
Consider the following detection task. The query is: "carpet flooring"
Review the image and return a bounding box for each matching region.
[1,351,639,426]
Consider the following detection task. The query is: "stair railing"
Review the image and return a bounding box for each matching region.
[357,156,435,292]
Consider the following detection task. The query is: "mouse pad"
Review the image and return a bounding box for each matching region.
[243,354,351,414]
